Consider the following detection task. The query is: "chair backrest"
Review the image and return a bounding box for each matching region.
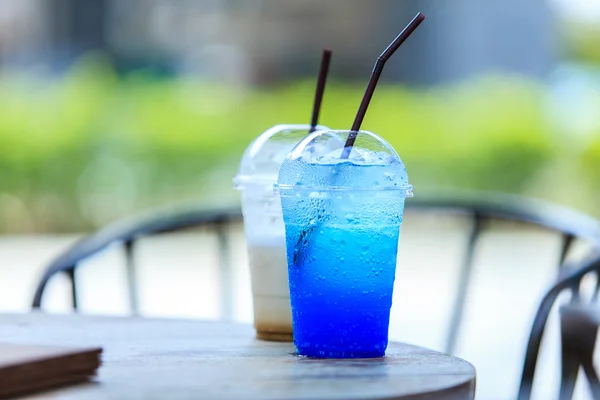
[31,202,242,315]
[403,191,600,350]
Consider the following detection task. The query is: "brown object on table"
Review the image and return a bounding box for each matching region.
[0,313,475,400]
[0,343,101,399]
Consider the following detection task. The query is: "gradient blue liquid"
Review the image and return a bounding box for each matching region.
[280,161,405,358]
[285,223,400,358]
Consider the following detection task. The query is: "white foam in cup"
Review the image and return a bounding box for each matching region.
[233,124,328,341]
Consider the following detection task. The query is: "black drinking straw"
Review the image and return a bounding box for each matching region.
[293,15,424,262]
[340,12,425,159]
[310,49,333,133]
[291,50,332,264]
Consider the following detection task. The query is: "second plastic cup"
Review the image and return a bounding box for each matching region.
[277,130,412,358]
[234,124,328,342]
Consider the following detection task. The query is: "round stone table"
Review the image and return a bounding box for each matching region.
[0,313,476,399]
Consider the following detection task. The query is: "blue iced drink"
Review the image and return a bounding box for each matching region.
[277,130,412,358]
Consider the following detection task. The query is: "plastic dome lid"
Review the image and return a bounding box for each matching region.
[234,124,329,189]
[276,129,413,195]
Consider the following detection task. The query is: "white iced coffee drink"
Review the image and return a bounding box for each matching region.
[234,124,329,342]
[240,187,293,341]
[247,237,292,340]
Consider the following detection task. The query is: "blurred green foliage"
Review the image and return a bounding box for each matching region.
[562,20,600,65]
[2,54,598,233]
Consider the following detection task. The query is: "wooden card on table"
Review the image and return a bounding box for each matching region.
[0,343,102,399]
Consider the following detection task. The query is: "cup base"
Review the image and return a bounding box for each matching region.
[256,330,294,342]
[296,347,385,359]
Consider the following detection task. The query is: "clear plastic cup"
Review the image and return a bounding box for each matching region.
[234,124,328,341]
[276,130,413,357]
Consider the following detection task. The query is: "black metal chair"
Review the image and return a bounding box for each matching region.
[519,252,600,400]
[30,190,600,398]
[401,191,600,400]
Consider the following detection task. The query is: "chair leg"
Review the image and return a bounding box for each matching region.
[216,223,234,321]
[558,234,575,268]
[66,267,78,311]
[445,214,483,355]
[560,305,600,400]
[582,359,600,400]
[124,240,139,315]
[580,319,600,400]
[559,332,579,400]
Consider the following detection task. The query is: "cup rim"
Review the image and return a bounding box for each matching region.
[275,183,414,196]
